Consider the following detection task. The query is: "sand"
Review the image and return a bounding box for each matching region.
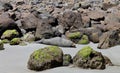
[0,42,120,73]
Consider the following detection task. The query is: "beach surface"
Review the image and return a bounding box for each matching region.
[0,43,120,73]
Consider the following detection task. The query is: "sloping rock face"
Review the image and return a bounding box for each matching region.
[58,11,83,32]
[73,46,112,69]
[98,29,120,49]
[27,46,63,71]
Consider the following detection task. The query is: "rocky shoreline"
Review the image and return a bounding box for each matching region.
[0,0,120,72]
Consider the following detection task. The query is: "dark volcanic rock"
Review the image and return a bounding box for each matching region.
[27,46,63,71]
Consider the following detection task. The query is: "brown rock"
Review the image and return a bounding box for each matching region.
[98,29,120,49]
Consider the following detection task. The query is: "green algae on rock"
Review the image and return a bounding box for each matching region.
[0,40,4,50]
[1,29,19,40]
[73,46,108,69]
[67,32,81,39]
[63,54,72,66]
[78,35,89,44]
[1,39,10,43]
[27,46,63,71]
[10,38,21,45]
[78,46,93,59]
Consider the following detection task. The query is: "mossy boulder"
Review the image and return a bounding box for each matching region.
[10,38,21,45]
[63,54,72,66]
[73,46,108,69]
[1,29,19,40]
[27,46,63,71]
[0,41,4,50]
[66,32,83,43]
[1,39,10,43]
[78,35,89,44]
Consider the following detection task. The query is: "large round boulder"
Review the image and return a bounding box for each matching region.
[73,46,108,69]
[27,46,63,71]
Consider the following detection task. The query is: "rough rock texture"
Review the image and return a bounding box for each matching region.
[0,41,4,50]
[78,35,89,44]
[98,29,120,49]
[58,11,83,32]
[66,32,83,43]
[35,17,58,39]
[22,32,35,43]
[0,13,22,37]
[73,46,108,69]
[27,46,63,71]
[63,54,72,66]
[1,29,19,40]
[10,38,21,45]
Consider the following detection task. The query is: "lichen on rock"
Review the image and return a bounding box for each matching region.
[78,35,89,44]
[10,38,21,45]
[27,46,63,71]
[1,29,19,40]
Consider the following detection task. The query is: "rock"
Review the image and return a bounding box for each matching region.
[90,32,100,43]
[37,37,75,47]
[98,29,120,49]
[21,14,38,31]
[58,11,83,32]
[35,17,58,39]
[22,32,35,43]
[27,46,63,71]
[0,41,4,50]
[73,46,107,69]
[63,54,72,66]
[2,3,13,11]
[88,11,105,21]
[71,28,102,43]
[1,39,9,43]
[103,56,113,66]
[10,38,21,45]
[66,32,83,43]
[0,13,22,37]
[1,29,19,40]
[78,35,89,44]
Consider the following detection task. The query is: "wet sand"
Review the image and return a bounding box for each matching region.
[0,43,120,73]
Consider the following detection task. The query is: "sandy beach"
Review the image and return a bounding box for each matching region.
[0,43,120,73]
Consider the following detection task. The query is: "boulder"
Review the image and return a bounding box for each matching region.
[22,32,35,43]
[10,38,21,45]
[73,46,108,69]
[37,37,75,47]
[0,41,4,50]
[0,13,22,37]
[66,32,83,43]
[1,29,19,40]
[98,29,120,49]
[27,46,63,71]
[21,14,38,31]
[78,35,89,44]
[63,54,72,66]
[58,11,83,32]
[35,17,59,39]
